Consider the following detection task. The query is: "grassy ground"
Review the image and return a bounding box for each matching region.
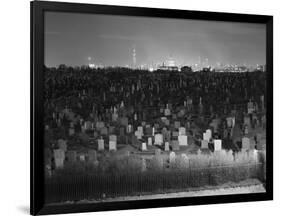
[51,178,265,205]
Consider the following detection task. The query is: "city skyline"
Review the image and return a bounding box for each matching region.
[45,12,266,68]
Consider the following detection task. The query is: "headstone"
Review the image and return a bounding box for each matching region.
[145,127,153,136]
[109,141,117,151]
[96,121,105,130]
[88,150,97,162]
[154,134,163,145]
[174,121,180,129]
[172,131,179,137]
[169,151,176,164]
[100,127,108,135]
[112,113,118,121]
[164,130,171,141]
[178,135,188,146]
[206,129,212,140]
[109,134,117,142]
[179,127,186,135]
[109,126,115,134]
[58,139,67,152]
[66,150,77,162]
[141,142,147,151]
[244,116,251,126]
[120,117,128,126]
[98,138,104,151]
[164,142,170,151]
[69,128,75,136]
[203,132,210,141]
[119,127,125,136]
[79,154,85,161]
[201,140,209,149]
[242,137,250,150]
[164,108,171,116]
[148,137,153,146]
[135,130,142,139]
[127,124,133,133]
[137,126,144,135]
[171,140,180,151]
[248,101,255,114]
[214,139,222,151]
[53,149,65,168]
[84,121,91,130]
[226,117,233,128]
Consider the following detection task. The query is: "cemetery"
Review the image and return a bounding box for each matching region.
[43,66,267,203]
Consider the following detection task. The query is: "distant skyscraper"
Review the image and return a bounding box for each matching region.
[132,46,136,68]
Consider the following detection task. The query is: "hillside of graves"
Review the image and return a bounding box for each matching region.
[44,66,267,203]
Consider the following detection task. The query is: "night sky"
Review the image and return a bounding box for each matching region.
[45,11,266,68]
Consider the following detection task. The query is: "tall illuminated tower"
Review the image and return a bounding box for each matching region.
[132,46,136,69]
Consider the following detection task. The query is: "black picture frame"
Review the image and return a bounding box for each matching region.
[31,1,273,215]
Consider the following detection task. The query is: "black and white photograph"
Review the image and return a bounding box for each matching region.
[42,9,269,205]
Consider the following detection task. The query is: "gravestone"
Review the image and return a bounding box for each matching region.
[119,127,125,136]
[164,142,170,151]
[58,139,67,152]
[109,134,117,142]
[88,150,97,162]
[69,128,75,136]
[172,131,179,137]
[120,117,128,126]
[244,116,251,126]
[66,150,77,162]
[242,137,250,150]
[112,113,118,122]
[154,134,163,145]
[96,121,105,130]
[178,135,188,146]
[98,138,104,151]
[100,127,108,135]
[206,129,212,139]
[203,132,210,141]
[164,108,171,116]
[79,154,85,161]
[53,149,65,168]
[135,130,142,139]
[109,141,117,151]
[148,137,153,146]
[141,142,147,151]
[214,139,222,151]
[226,117,233,128]
[169,151,176,164]
[109,126,115,134]
[137,126,144,135]
[145,127,153,136]
[201,140,209,149]
[127,124,133,133]
[247,101,255,114]
[164,130,171,141]
[179,127,186,135]
[174,121,180,129]
[171,140,180,151]
[164,119,170,126]
[84,121,91,130]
